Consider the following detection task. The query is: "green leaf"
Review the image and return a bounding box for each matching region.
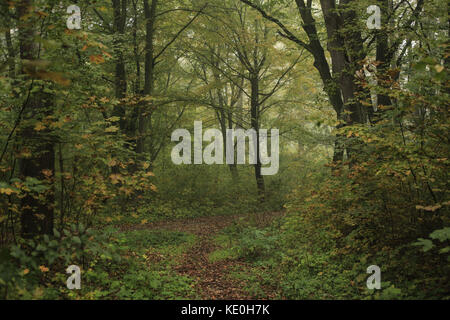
[429,227,450,243]
[412,238,434,252]
[72,236,81,244]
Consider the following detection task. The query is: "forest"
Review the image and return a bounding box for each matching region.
[0,0,448,300]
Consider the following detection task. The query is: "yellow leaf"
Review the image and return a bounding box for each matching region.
[107,116,120,122]
[416,204,442,212]
[110,174,122,184]
[34,122,46,131]
[0,188,16,195]
[105,126,119,133]
[107,158,117,167]
[434,64,444,73]
[23,269,30,275]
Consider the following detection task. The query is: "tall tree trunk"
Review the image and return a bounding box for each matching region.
[320,0,367,162]
[1,1,15,79]
[227,112,239,181]
[132,0,141,95]
[127,0,141,152]
[320,0,364,126]
[112,0,128,131]
[215,83,239,181]
[373,0,392,123]
[5,29,15,79]
[294,0,346,162]
[18,0,54,237]
[250,76,265,198]
[137,0,157,155]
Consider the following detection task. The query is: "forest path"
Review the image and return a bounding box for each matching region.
[128,211,283,299]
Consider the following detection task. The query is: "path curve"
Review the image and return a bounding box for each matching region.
[124,211,284,299]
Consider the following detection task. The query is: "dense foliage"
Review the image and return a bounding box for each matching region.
[0,0,448,299]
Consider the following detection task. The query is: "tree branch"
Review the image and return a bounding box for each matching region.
[153,4,207,64]
[239,0,312,53]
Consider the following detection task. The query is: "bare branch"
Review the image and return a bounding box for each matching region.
[238,0,312,53]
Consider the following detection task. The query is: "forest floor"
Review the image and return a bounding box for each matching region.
[121,211,284,299]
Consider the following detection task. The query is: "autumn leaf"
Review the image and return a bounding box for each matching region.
[90,54,105,64]
[110,174,122,184]
[0,187,17,195]
[120,186,133,196]
[142,162,151,170]
[39,265,49,273]
[434,64,444,73]
[35,71,71,86]
[416,204,442,212]
[41,169,53,177]
[107,158,118,167]
[102,50,112,59]
[36,11,48,18]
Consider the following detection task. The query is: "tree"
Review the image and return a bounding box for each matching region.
[17,0,55,237]
[238,0,426,162]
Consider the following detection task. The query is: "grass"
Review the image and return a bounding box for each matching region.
[78,228,198,299]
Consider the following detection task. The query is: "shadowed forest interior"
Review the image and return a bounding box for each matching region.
[0,0,449,299]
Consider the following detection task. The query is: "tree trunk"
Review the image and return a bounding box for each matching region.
[373,0,392,123]
[5,29,15,79]
[294,1,346,162]
[137,0,158,155]
[18,0,54,237]
[250,76,265,198]
[111,0,128,174]
[112,0,128,128]
[227,112,239,181]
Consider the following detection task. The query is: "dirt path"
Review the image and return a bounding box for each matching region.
[126,211,283,299]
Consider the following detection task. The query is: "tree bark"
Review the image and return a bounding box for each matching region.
[112,0,128,131]
[18,0,55,237]
[250,76,265,198]
[137,0,158,155]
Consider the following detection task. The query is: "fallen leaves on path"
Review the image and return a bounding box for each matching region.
[124,211,284,299]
